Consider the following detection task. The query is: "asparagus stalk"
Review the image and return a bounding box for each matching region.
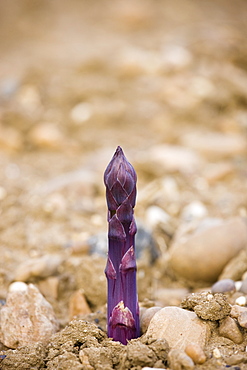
[104,146,139,344]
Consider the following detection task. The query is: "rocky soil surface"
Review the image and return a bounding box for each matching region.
[0,0,247,369]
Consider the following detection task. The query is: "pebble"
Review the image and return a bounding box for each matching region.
[140,306,162,334]
[0,125,22,152]
[203,161,233,184]
[153,288,189,307]
[213,347,222,359]
[161,45,192,72]
[219,249,247,281]
[181,131,246,158]
[28,122,64,149]
[230,304,247,319]
[145,205,170,229]
[237,310,247,329]
[69,290,92,321]
[235,296,247,306]
[139,144,203,175]
[14,254,63,282]
[17,85,42,113]
[218,316,243,344]
[0,78,19,100]
[70,102,93,124]
[180,201,208,222]
[168,348,195,370]
[146,306,210,350]
[185,343,206,364]
[0,283,59,348]
[38,276,59,300]
[240,278,247,294]
[169,217,247,283]
[211,279,236,294]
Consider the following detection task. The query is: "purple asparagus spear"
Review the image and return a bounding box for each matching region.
[104,146,140,344]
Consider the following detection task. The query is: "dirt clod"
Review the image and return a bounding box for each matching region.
[181,292,231,320]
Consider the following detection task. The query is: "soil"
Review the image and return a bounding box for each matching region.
[0,0,247,369]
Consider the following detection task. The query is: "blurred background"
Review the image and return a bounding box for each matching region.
[0,0,247,319]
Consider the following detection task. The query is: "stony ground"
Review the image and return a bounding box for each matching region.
[0,0,247,369]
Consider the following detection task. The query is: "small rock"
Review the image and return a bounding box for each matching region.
[211,279,236,294]
[14,254,63,282]
[225,353,245,366]
[9,281,27,292]
[141,144,203,175]
[70,102,93,125]
[213,347,222,359]
[0,125,22,152]
[17,85,41,111]
[146,306,210,350]
[0,283,59,348]
[220,249,247,281]
[235,296,247,306]
[38,276,59,300]
[219,316,243,344]
[180,201,208,222]
[145,205,170,229]
[185,343,206,364]
[28,122,64,149]
[240,278,247,294]
[168,348,194,370]
[181,131,246,158]
[203,162,234,184]
[235,281,242,291]
[140,306,162,334]
[169,217,247,283]
[237,310,247,329]
[181,292,231,321]
[230,304,247,319]
[161,45,192,72]
[69,290,91,320]
[153,288,189,307]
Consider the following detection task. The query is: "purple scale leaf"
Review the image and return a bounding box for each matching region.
[116,200,133,224]
[117,162,127,187]
[106,188,118,211]
[129,218,137,236]
[108,214,126,241]
[119,246,136,273]
[110,301,136,330]
[110,180,128,205]
[105,256,117,280]
[123,170,135,194]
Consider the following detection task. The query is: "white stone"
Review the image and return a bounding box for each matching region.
[0,283,59,348]
[181,201,208,222]
[14,254,63,282]
[144,144,203,174]
[70,102,92,124]
[9,281,28,292]
[146,306,210,350]
[169,217,247,283]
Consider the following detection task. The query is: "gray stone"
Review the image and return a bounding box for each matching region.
[211,279,236,294]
